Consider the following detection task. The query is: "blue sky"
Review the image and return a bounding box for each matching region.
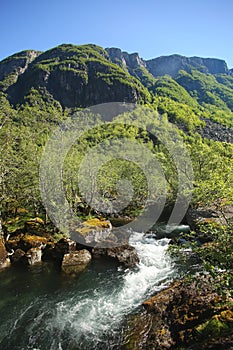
[1,0,233,67]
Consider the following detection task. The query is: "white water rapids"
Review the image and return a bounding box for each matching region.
[0,231,175,350]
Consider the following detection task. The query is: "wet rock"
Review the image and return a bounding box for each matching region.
[10,248,25,264]
[54,238,76,259]
[92,244,139,267]
[61,249,92,275]
[24,247,42,265]
[7,234,47,252]
[0,236,11,270]
[125,277,232,349]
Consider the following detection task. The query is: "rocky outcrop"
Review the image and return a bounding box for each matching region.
[186,204,233,231]
[198,117,233,143]
[10,248,25,264]
[7,234,47,252]
[0,50,41,91]
[106,48,146,71]
[92,244,139,267]
[146,54,229,77]
[61,249,92,275]
[125,278,233,349]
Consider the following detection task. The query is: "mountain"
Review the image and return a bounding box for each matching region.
[1,44,150,108]
[1,44,233,117]
[1,43,233,144]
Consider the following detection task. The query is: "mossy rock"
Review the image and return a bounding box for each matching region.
[76,218,112,237]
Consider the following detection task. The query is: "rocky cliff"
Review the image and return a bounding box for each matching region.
[3,44,149,108]
[0,50,41,91]
[146,54,229,77]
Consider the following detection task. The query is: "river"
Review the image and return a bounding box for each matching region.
[0,231,176,350]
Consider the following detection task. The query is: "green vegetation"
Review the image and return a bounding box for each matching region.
[0,45,233,290]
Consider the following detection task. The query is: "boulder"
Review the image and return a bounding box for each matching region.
[61,249,92,275]
[54,238,76,259]
[92,244,139,267]
[24,247,42,265]
[125,277,232,350]
[10,248,25,264]
[7,234,47,252]
[0,236,11,269]
[73,218,113,246]
[186,205,233,231]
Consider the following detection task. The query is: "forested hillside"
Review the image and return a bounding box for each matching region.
[1,43,233,226]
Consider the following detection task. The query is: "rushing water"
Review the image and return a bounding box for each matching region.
[0,231,175,350]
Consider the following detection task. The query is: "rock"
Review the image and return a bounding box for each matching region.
[198,117,233,143]
[24,217,45,236]
[61,249,92,275]
[73,218,113,246]
[24,247,42,265]
[92,244,139,267]
[125,277,232,350]
[10,248,25,264]
[0,50,41,91]
[54,238,76,259]
[0,236,11,270]
[146,54,228,78]
[146,224,190,239]
[185,205,233,230]
[7,234,47,252]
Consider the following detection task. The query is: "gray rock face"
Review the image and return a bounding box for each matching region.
[106,48,127,69]
[146,54,229,77]
[106,47,146,70]
[198,118,233,143]
[0,50,41,90]
[61,249,92,275]
[92,244,139,267]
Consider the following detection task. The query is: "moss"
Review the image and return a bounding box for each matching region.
[196,312,233,339]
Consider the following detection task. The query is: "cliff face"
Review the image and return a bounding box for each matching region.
[0,44,232,109]
[146,54,229,77]
[106,47,146,70]
[0,50,41,91]
[3,44,149,108]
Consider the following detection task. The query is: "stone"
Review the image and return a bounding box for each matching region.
[74,218,113,245]
[185,205,233,230]
[92,244,139,267]
[24,247,42,265]
[61,249,92,275]
[125,277,232,349]
[0,236,11,270]
[54,238,76,259]
[24,217,45,236]
[7,234,47,252]
[11,248,25,264]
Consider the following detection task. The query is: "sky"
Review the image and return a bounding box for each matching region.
[1,0,233,67]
